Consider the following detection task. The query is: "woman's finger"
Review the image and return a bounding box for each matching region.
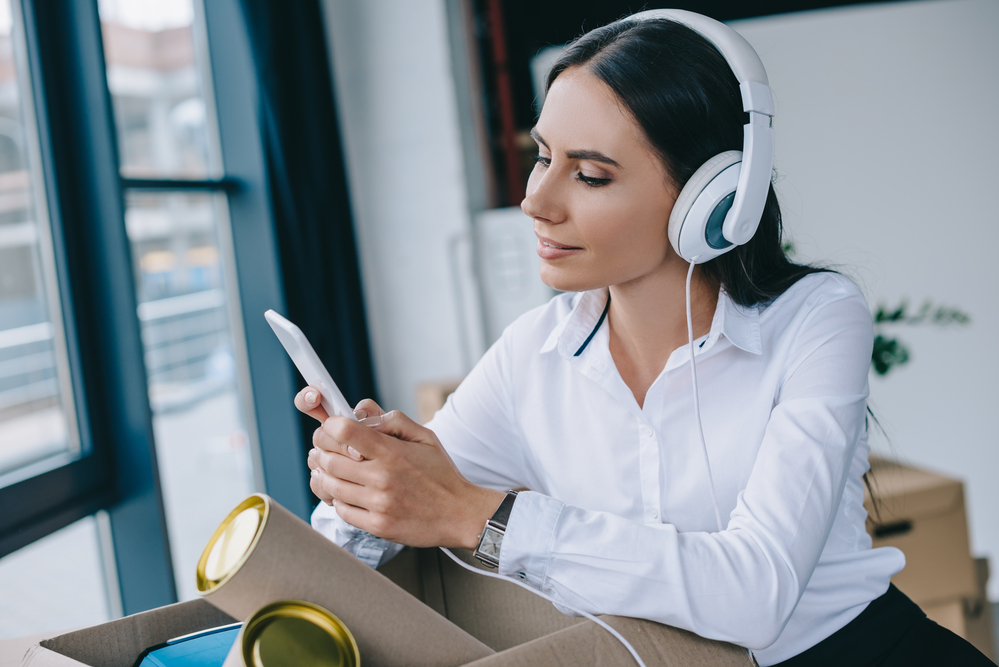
[295,386,330,423]
[368,409,433,446]
[310,468,335,505]
[333,498,372,533]
[321,416,384,461]
[353,398,386,421]
[315,469,369,509]
[313,447,369,486]
[313,424,366,463]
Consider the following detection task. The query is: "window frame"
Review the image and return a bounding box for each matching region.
[0,0,310,615]
[0,0,122,557]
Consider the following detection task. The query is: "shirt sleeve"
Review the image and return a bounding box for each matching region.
[497,282,875,650]
[428,328,539,492]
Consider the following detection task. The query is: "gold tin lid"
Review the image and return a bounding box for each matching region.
[196,495,269,593]
[242,600,360,667]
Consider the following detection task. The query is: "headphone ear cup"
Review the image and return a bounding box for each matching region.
[668,150,743,262]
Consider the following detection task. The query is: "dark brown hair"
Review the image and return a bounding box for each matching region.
[547,18,827,306]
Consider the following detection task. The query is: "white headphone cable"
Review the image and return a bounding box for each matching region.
[438,547,647,667]
[686,259,724,533]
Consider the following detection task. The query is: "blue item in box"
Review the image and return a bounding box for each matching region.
[132,623,241,667]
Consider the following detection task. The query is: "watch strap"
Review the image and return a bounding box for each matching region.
[489,490,518,528]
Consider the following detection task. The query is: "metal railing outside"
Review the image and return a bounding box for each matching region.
[0,288,235,420]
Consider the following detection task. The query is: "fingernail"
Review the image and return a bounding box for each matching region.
[362,414,384,427]
[304,391,317,404]
[347,446,361,460]
[308,447,319,460]
[354,408,368,420]
[311,468,319,478]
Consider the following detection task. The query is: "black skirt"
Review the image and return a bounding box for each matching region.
[773,584,995,666]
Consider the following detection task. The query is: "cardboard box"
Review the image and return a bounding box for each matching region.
[461,615,750,667]
[377,546,751,665]
[380,545,574,649]
[22,599,234,667]
[20,593,751,667]
[19,561,752,667]
[922,558,996,662]
[864,457,978,605]
[21,495,752,667]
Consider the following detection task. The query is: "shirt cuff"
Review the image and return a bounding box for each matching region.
[498,490,564,590]
[311,502,404,568]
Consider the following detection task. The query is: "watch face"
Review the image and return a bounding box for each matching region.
[479,526,504,560]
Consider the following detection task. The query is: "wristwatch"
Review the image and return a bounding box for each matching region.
[473,491,518,568]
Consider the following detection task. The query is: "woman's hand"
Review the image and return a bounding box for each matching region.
[309,403,505,550]
[296,388,385,506]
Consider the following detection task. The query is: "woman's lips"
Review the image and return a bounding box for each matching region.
[536,235,581,260]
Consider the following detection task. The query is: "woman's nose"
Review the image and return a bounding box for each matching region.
[521,169,563,225]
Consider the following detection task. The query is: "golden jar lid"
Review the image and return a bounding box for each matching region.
[196,495,268,592]
[242,600,360,667]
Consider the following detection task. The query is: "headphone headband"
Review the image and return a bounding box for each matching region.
[624,9,774,116]
[620,9,776,260]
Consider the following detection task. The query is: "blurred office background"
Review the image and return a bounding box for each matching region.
[0,0,995,650]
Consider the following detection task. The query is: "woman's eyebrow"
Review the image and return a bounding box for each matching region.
[530,127,621,168]
[530,127,549,149]
[565,149,620,168]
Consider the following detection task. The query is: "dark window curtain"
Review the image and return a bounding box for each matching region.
[239,0,379,440]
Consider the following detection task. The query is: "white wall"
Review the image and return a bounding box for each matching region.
[731,0,999,597]
[320,0,474,417]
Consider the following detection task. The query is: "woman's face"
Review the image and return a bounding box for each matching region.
[522,66,679,293]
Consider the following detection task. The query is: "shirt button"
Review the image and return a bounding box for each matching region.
[640,425,654,437]
[651,509,659,520]
[517,572,527,580]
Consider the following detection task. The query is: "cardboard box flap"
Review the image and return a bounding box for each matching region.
[461,615,753,667]
[434,547,583,651]
[27,600,234,667]
[864,459,964,522]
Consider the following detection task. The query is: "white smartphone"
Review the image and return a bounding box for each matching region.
[264,309,358,421]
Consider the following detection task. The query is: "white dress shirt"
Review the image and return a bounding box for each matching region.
[313,272,905,665]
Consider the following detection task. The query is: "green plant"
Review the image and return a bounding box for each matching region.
[871,300,970,376]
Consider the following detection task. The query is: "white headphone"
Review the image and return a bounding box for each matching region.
[624,10,776,265]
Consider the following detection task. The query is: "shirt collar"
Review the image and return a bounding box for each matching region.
[716,288,763,355]
[540,286,762,358]
[540,289,608,357]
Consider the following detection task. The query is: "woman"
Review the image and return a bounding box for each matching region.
[298,11,992,666]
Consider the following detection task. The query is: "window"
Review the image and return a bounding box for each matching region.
[0,0,116,628]
[0,0,82,486]
[0,0,307,620]
[98,0,260,600]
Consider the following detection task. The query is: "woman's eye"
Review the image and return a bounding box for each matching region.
[577,173,611,187]
[533,155,551,168]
